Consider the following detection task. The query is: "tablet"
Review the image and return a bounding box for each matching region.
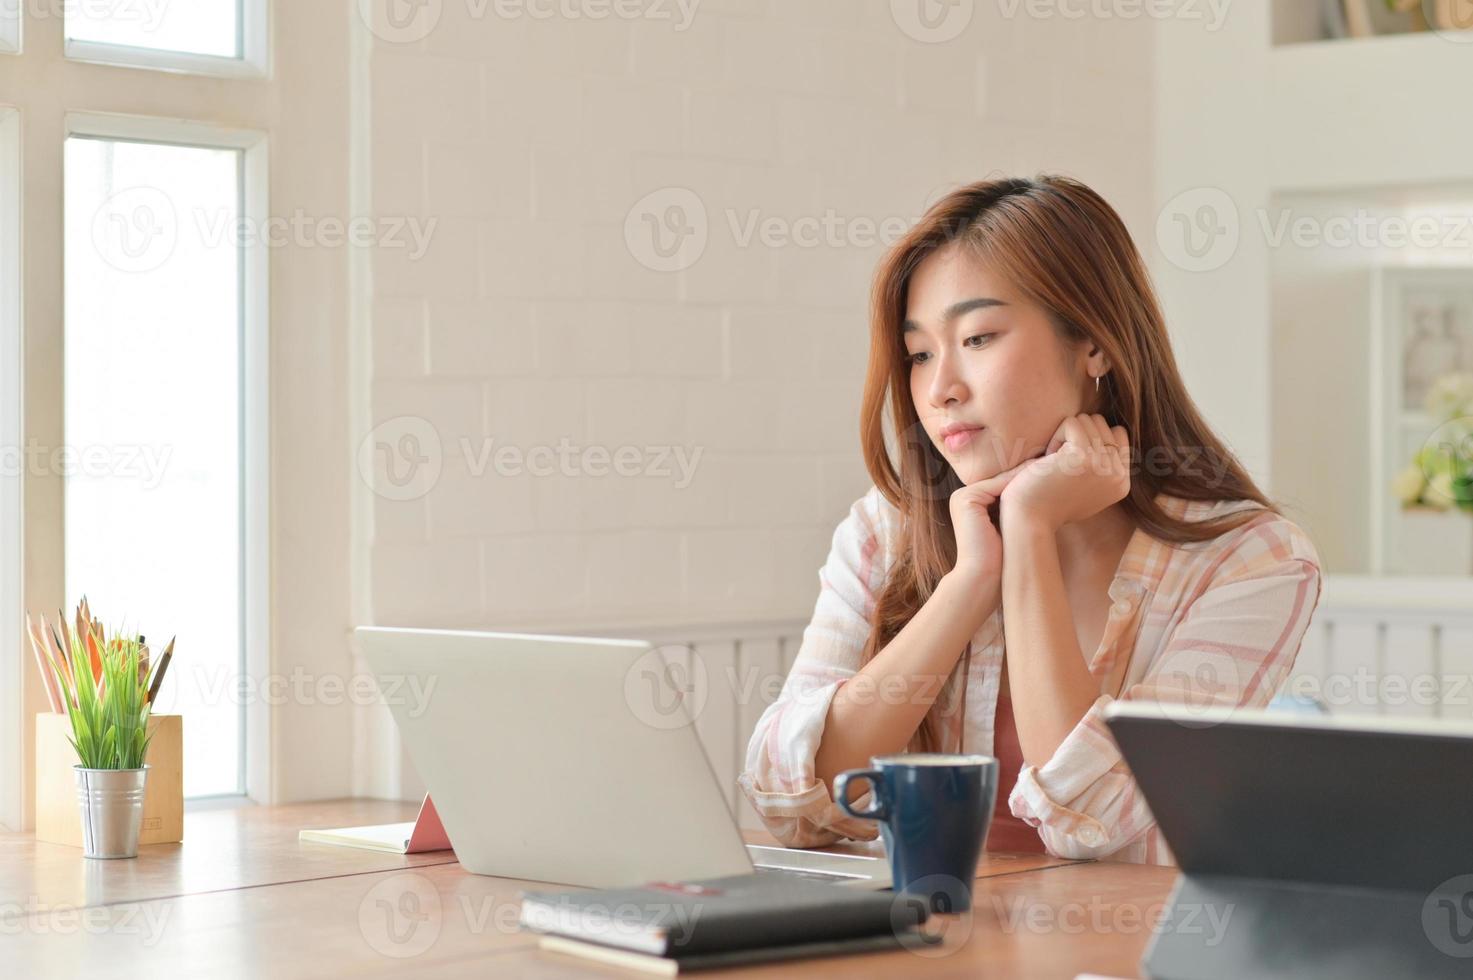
[1103,701,1473,893]
[1103,702,1473,979]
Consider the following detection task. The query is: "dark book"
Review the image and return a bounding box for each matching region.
[537,932,909,975]
[518,873,925,958]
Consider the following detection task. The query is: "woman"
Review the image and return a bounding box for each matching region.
[737,175,1323,866]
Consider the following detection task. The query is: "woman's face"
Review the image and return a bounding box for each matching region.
[903,242,1101,486]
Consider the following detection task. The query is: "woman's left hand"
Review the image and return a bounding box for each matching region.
[999,413,1131,533]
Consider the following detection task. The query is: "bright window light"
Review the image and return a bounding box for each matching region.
[64,135,244,798]
[66,0,240,60]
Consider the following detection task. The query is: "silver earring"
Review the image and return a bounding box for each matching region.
[1095,374,1101,393]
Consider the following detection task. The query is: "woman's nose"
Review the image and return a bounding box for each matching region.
[929,351,968,408]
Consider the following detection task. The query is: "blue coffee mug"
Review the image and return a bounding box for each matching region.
[835,753,998,913]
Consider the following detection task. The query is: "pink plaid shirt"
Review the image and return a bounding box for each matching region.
[737,486,1324,865]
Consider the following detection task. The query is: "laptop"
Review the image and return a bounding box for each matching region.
[1103,701,1473,979]
[354,626,890,890]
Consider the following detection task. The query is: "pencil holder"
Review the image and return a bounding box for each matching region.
[35,713,183,848]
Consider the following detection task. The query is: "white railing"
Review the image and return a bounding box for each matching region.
[1287,575,1473,721]
[352,574,1473,827]
[593,575,1473,830]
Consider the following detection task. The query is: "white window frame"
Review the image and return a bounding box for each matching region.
[1369,264,1473,576]
[0,8,18,55]
[64,1,270,79]
[0,0,353,832]
[63,110,272,802]
[0,106,23,831]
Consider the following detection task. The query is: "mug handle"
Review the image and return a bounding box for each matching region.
[834,769,890,822]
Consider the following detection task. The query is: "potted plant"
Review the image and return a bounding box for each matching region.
[1393,372,1473,575]
[41,600,174,859]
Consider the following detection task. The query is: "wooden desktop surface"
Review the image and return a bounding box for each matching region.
[0,799,1177,978]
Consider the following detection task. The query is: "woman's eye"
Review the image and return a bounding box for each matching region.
[907,334,991,363]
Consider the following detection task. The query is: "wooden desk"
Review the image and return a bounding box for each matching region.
[0,799,1176,978]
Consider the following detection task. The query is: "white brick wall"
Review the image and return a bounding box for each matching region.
[362,0,1155,630]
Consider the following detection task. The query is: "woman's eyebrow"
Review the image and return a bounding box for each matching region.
[903,297,1008,334]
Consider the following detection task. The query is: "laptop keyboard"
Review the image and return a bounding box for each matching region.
[753,865,869,883]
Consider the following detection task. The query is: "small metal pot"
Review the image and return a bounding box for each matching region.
[74,765,150,859]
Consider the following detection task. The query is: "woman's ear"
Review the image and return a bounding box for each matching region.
[1083,343,1110,382]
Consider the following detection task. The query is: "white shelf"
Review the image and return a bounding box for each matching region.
[1269,31,1473,193]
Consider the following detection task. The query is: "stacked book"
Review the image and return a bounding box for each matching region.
[520,873,931,974]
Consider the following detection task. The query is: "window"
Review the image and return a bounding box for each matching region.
[1,0,298,829]
[0,107,21,830]
[67,0,239,57]
[0,5,17,55]
[65,0,267,77]
[64,114,268,799]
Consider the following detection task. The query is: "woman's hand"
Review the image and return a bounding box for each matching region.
[1001,413,1131,533]
[949,459,1032,588]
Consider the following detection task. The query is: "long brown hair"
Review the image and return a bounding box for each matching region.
[859,175,1277,753]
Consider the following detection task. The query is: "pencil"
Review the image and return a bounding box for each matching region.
[56,608,72,664]
[77,604,101,685]
[25,612,64,712]
[147,637,175,704]
[47,619,72,689]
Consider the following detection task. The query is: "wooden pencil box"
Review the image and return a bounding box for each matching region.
[34,712,184,847]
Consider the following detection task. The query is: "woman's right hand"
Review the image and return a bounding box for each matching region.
[949,459,1035,591]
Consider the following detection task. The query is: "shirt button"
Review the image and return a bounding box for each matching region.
[1112,600,1131,615]
[1078,825,1103,846]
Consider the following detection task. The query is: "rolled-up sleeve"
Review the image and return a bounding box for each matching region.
[1007,519,1324,862]
[736,486,894,847]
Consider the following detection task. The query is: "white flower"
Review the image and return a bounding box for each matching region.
[1425,471,1457,511]
[1392,465,1427,507]
[1424,372,1473,423]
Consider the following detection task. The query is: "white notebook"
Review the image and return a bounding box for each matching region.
[296,795,451,854]
[298,821,420,853]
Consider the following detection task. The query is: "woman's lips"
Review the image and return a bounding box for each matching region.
[942,426,983,451]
